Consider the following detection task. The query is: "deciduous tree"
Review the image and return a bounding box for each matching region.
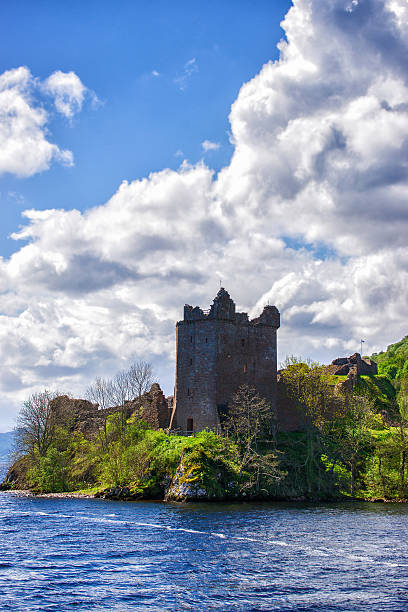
[16,390,59,457]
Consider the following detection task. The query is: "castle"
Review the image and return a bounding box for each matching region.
[169,288,280,432]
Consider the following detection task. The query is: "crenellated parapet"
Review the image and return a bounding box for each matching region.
[250,305,280,328]
[184,304,206,321]
[181,289,279,328]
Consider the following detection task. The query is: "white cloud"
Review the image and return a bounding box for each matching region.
[202,140,220,152]
[174,57,198,91]
[0,66,95,178]
[0,67,74,177]
[7,191,25,205]
[1,0,408,429]
[152,70,160,77]
[43,70,95,119]
[218,0,408,256]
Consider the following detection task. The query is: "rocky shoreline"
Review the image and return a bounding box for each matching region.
[3,489,95,499]
[2,488,408,504]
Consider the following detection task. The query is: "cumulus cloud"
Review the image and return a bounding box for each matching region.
[1,0,408,428]
[202,140,220,152]
[218,0,408,255]
[42,70,96,119]
[0,67,73,177]
[0,66,94,178]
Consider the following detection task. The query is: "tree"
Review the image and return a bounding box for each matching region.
[85,376,111,447]
[279,358,340,495]
[107,369,133,433]
[224,386,275,450]
[128,361,154,399]
[395,375,408,493]
[85,376,111,410]
[337,394,378,496]
[224,386,281,495]
[16,390,59,457]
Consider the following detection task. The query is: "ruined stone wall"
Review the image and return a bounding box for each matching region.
[128,383,171,430]
[50,383,172,437]
[276,381,305,432]
[330,353,378,376]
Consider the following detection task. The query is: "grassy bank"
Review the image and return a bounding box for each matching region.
[4,355,408,502]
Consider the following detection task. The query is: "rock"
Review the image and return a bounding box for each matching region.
[95,486,141,501]
[165,459,212,501]
[0,456,31,490]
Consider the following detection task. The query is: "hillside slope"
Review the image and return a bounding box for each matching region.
[371,336,408,385]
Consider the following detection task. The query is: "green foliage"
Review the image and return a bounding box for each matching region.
[356,375,398,417]
[372,335,408,385]
[28,447,70,493]
[9,352,408,501]
[174,431,242,499]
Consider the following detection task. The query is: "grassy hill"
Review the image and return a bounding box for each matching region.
[323,371,398,419]
[371,336,408,387]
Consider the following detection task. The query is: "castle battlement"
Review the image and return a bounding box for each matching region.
[182,288,280,328]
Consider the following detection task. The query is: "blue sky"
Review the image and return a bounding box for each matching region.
[0,0,291,257]
[1,0,408,431]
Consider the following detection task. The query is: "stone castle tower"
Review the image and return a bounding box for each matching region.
[170,288,280,432]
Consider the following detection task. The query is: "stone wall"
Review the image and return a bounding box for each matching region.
[276,380,304,432]
[126,383,171,430]
[329,353,378,376]
[49,383,172,437]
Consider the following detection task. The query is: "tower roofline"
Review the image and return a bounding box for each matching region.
[179,289,280,327]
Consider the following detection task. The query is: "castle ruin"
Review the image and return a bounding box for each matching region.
[329,353,378,376]
[170,288,280,432]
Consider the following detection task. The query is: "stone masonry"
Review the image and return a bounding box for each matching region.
[170,288,280,432]
[328,353,378,376]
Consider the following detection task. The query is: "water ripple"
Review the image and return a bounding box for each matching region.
[1,493,408,611]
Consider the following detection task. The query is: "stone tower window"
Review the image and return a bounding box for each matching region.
[187,418,193,433]
[187,388,190,396]
[190,336,193,343]
[241,339,245,346]
[190,358,193,365]
[205,337,208,343]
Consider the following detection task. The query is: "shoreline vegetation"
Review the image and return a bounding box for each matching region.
[3,340,408,504]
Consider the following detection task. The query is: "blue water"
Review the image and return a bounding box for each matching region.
[1,493,408,611]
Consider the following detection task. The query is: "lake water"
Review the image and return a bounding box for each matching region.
[1,493,408,611]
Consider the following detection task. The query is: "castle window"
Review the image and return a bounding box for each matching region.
[205,337,208,343]
[241,339,245,346]
[243,363,247,374]
[190,336,193,343]
[190,358,193,365]
[187,418,194,433]
[187,388,190,396]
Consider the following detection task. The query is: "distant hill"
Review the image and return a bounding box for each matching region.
[0,431,15,463]
[371,336,408,384]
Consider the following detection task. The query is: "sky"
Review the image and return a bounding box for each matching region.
[0,0,408,431]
